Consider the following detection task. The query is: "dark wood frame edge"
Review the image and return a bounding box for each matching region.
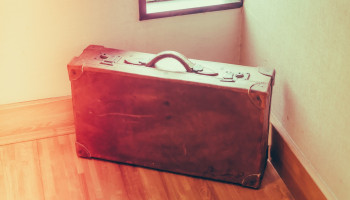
[138,0,243,20]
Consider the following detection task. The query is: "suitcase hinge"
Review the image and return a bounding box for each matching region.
[75,141,92,158]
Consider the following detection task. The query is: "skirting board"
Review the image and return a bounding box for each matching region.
[0,96,74,146]
[270,113,336,200]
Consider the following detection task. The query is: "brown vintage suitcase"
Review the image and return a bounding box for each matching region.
[68,45,275,188]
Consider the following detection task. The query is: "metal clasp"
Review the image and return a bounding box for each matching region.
[221,71,237,82]
[97,53,121,66]
[220,72,250,82]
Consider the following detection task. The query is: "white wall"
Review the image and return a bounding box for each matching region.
[0,0,242,105]
[240,0,350,199]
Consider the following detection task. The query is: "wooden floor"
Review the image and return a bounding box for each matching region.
[0,97,294,200]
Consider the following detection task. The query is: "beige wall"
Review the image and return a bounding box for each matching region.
[0,0,242,105]
[240,0,350,199]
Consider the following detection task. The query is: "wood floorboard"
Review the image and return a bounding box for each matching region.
[0,97,295,199]
[0,133,294,200]
[0,141,45,200]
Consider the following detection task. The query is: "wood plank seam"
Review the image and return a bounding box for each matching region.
[35,141,46,199]
[159,173,172,200]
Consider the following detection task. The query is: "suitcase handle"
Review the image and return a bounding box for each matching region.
[145,51,195,72]
[145,51,218,76]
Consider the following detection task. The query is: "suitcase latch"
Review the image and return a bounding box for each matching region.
[220,72,250,82]
[97,53,121,66]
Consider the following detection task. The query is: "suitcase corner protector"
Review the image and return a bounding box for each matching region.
[258,66,276,86]
[241,173,262,189]
[68,65,84,81]
[258,66,275,78]
[75,141,92,158]
[248,87,267,110]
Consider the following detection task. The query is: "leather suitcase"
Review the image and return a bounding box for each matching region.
[67,45,275,188]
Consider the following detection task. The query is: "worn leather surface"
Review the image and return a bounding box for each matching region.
[68,45,274,188]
